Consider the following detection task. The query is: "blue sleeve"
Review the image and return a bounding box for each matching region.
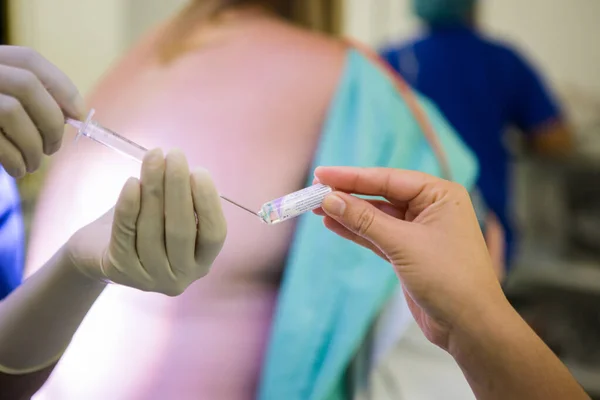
[0,168,25,300]
[509,50,561,134]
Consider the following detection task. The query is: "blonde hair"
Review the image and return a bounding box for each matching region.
[157,0,342,63]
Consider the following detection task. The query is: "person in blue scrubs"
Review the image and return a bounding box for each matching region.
[380,0,573,274]
[0,167,24,300]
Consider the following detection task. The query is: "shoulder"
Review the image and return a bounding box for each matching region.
[476,34,531,69]
[248,20,348,106]
[188,19,348,87]
[380,34,427,57]
[379,33,438,73]
[260,19,348,66]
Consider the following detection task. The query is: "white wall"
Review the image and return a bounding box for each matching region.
[125,0,189,50]
[481,0,600,131]
[343,0,417,47]
[343,0,600,130]
[9,0,188,96]
[483,0,600,95]
[9,0,600,129]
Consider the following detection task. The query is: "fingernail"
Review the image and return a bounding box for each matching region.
[143,148,164,165]
[322,194,346,217]
[169,148,185,157]
[147,148,163,159]
[12,167,25,179]
[46,139,62,155]
[313,167,324,180]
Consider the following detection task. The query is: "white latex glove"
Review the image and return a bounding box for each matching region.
[65,148,227,295]
[0,148,226,376]
[0,46,84,178]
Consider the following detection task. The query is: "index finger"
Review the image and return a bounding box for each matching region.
[314,166,444,203]
[0,46,85,118]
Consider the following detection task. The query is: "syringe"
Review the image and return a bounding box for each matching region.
[66,109,257,217]
[66,109,333,225]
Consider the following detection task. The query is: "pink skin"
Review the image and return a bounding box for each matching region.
[26,15,346,400]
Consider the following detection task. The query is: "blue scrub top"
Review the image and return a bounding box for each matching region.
[0,167,24,300]
[381,25,561,263]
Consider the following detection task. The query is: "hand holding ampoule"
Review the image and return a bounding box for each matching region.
[0,46,85,178]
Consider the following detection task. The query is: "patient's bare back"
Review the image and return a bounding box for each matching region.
[27,16,347,399]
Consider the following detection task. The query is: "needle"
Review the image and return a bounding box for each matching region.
[220,195,258,217]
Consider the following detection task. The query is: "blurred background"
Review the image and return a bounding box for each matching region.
[4,0,600,397]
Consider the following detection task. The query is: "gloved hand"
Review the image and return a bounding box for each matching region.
[0,46,84,178]
[65,148,227,296]
[313,166,505,352]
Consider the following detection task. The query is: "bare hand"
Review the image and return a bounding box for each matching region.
[314,166,505,350]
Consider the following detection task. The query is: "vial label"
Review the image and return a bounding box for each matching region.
[262,184,333,224]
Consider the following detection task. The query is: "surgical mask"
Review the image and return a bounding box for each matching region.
[411,0,476,25]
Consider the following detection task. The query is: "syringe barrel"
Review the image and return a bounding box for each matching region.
[258,184,333,225]
[83,121,148,163]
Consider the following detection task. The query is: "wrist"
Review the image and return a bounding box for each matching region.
[447,295,518,362]
[0,247,108,374]
[446,290,589,399]
[56,246,108,290]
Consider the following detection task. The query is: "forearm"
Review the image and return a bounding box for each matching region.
[0,247,106,374]
[449,301,589,400]
[0,364,57,400]
[531,119,573,157]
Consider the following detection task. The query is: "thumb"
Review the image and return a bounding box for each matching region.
[321,192,407,255]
